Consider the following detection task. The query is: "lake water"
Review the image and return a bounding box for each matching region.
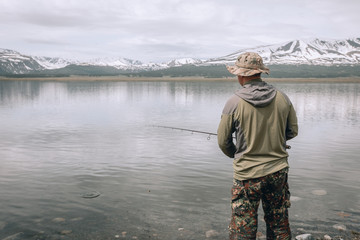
[0,80,359,240]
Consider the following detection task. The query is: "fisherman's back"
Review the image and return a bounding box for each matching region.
[231,90,297,180]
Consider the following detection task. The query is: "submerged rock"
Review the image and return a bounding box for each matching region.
[333,223,346,231]
[0,221,6,230]
[337,211,351,218]
[311,189,327,196]
[2,232,24,240]
[352,231,360,239]
[290,196,302,202]
[205,230,219,238]
[52,217,65,223]
[61,230,72,235]
[295,233,313,240]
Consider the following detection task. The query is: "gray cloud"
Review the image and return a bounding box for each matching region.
[1,0,359,62]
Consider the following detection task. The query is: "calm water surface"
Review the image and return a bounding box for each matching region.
[0,80,359,239]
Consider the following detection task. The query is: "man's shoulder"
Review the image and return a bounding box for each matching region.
[275,90,292,105]
[222,94,242,115]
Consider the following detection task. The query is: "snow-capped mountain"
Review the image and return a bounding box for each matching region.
[167,58,203,67]
[32,56,79,69]
[84,57,168,71]
[1,37,360,75]
[205,38,360,66]
[87,57,142,68]
[80,57,203,70]
[0,48,44,74]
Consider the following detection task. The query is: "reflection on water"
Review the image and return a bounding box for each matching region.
[0,80,359,239]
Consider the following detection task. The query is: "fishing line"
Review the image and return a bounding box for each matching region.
[151,125,291,149]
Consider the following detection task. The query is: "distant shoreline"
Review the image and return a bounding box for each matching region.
[1,76,360,83]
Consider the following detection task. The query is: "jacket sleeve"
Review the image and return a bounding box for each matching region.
[286,104,298,140]
[217,113,236,158]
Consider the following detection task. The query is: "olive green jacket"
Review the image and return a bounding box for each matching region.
[217,79,298,180]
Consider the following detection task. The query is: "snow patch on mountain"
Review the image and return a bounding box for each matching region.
[33,56,79,69]
[167,58,203,67]
[0,48,44,74]
[83,57,169,71]
[1,49,31,62]
[86,57,141,68]
[80,57,202,70]
[205,38,360,66]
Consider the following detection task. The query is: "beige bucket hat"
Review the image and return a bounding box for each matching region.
[226,52,269,76]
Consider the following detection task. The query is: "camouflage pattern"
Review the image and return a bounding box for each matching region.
[229,168,291,240]
[227,52,270,77]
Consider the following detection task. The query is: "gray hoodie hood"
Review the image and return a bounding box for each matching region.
[235,80,276,107]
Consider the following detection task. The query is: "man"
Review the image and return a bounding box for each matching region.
[217,52,298,240]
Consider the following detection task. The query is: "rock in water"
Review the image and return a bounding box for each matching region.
[295,233,313,240]
[324,234,332,240]
[256,232,266,239]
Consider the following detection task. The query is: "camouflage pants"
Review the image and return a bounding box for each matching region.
[229,168,291,240]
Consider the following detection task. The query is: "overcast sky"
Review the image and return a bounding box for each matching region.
[1,0,359,63]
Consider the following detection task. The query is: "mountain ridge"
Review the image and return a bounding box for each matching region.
[203,38,360,66]
[1,37,360,76]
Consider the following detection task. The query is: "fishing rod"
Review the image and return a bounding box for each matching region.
[152,125,291,149]
[153,125,219,140]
